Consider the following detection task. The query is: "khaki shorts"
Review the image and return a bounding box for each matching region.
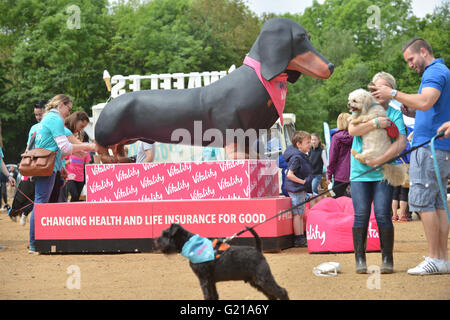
[408,147,450,212]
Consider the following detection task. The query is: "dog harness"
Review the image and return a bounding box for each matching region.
[243,55,288,125]
[181,235,230,264]
[212,238,230,259]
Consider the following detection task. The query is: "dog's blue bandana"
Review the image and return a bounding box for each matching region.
[181,234,215,264]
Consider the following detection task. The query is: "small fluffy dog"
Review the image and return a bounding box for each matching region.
[155,223,289,300]
[347,89,407,186]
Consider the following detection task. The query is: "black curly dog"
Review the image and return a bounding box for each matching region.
[95,18,333,159]
[155,223,289,300]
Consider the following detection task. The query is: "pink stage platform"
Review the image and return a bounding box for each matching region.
[34,197,293,253]
[35,160,294,253]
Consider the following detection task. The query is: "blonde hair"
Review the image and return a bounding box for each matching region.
[291,130,311,146]
[45,94,73,112]
[372,72,396,89]
[337,112,351,130]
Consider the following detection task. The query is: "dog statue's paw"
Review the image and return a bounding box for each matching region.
[99,154,118,163]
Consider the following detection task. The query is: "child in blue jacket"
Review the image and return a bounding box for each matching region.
[282,131,313,247]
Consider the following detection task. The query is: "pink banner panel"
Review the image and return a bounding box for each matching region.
[85,160,279,202]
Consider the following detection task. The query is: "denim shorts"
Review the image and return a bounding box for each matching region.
[408,147,450,212]
[288,191,306,215]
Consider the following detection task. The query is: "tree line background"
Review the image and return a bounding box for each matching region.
[0,0,448,163]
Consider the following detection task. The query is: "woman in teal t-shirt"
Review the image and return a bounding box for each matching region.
[349,72,406,274]
[28,94,97,253]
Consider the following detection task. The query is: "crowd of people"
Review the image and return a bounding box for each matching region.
[1,94,158,249]
[282,37,449,275]
[0,37,448,275]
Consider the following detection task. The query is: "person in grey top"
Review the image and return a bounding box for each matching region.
[136,141,154,163]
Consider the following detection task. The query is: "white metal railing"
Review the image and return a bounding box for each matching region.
[108,65,236,98]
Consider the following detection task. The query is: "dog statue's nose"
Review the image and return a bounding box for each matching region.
[328,63,334,74]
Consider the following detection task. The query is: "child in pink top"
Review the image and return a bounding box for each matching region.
[65,152,91,201]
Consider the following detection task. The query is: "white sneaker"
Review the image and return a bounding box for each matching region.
[20,213,27,226]
[407,257,445,275]
[444,260,450,274]
[28,247,39,255]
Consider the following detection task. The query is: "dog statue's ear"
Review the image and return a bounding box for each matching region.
[258,21,292,82]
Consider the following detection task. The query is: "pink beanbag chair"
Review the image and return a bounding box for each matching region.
[306,197,380,253]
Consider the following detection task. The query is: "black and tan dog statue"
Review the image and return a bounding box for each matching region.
[95,18,333,160]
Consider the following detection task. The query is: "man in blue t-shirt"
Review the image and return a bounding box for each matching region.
[370,38,449,275]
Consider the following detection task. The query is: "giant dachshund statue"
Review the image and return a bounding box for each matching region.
[95,18,334,161]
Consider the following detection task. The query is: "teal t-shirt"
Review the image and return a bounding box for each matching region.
[350,105,406,182]
[28,110,66,172]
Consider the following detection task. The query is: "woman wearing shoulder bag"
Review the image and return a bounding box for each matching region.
[28,94,97,254]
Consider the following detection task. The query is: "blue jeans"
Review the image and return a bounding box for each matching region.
[311,174,322,195]
[29,172,56,249]
[350,180,393,229]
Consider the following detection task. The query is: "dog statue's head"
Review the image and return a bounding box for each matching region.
[347,89,378,115]
[248,18,334,83]
[154,223,194,254]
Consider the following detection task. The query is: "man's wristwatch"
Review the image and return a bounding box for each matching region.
[391,89,398,98]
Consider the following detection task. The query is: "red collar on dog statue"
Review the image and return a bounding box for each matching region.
[244,55,288,125]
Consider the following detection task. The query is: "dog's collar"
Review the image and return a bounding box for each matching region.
[352,103,377,116]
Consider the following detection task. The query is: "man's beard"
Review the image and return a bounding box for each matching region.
[416,59,426,75]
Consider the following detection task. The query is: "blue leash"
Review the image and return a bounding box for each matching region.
[430,132,450,222]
